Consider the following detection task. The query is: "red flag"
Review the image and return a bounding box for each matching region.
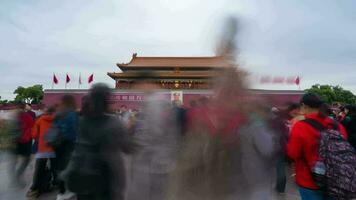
[66,74,70,83]
[295,76,300,85]
[53,74,59,84]
[88,74,94,83]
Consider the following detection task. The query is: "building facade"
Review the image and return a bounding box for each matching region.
[42,54,303,110]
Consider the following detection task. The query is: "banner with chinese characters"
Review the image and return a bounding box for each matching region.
[259,75,301,85]
[108,94,145,102]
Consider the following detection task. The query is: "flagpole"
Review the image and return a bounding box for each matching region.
[78,73,80,89]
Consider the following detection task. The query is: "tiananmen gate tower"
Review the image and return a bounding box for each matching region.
[42,53,303,109]
[108,53,231,90]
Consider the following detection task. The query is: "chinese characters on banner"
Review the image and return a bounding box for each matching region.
[108,94,145,102]
[259,76,301,85]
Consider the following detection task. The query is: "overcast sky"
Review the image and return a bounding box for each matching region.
[1,0,356,100]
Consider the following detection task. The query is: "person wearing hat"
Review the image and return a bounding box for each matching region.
[286,93,347,200]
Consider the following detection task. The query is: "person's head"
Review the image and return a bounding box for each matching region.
[299,93,326,115]
[60,95,76,111]
[25,104,32,111]
[344,104,356,116]
[45,106,56,115]
[17,102,26,111]
[286,102,301,118]
[83,83,111,118]
[120,105,128,112]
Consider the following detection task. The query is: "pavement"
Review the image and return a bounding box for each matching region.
[0,152,301,200]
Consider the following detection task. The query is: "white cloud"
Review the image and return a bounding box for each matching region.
[0,0,355,100]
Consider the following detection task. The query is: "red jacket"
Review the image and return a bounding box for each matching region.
[18,112,35,143]
[286,112,347,189]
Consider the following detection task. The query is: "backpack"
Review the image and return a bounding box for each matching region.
[44,126,64,149]
[304,119,356,199]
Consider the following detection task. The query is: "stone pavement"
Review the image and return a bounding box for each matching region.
[0,152,301,200]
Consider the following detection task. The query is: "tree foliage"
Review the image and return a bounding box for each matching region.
[305,84,356,104]
[13,84,44,104]
[0,100,8,104]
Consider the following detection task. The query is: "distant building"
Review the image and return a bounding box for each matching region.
[43,54,304,109]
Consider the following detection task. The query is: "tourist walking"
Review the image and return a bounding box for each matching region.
[62,83,136,200]
[51,95,79,200]
[127,95,180,200]
[9,103,34,187]
[26,106,57,198]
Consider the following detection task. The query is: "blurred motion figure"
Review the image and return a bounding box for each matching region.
[63,83,136,200]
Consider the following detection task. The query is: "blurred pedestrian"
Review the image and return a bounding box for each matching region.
[238,105,281,200]
[172,100,187,137]
[9,103,35,187]
[268,107,290,195]
[63,83,136,200]
[127,96,180,200]
[26,106,57,198]
[52,95,79,200]
[119,105,131,125]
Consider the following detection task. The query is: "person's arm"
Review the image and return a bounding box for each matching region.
[286,122,304,161]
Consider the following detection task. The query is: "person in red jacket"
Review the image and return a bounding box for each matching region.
[26,106,56,198]
[287,93,347,200]
[9,103,35,187]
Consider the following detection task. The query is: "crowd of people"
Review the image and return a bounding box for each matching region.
[2,81,356,200]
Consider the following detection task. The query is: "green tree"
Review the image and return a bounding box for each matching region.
[0,100,8,104]
[13,84,44,104]
[305,84,356,104]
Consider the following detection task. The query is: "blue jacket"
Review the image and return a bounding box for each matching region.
[55,111,79,142]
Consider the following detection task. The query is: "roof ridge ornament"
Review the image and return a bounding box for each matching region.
[133,53,137,58]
